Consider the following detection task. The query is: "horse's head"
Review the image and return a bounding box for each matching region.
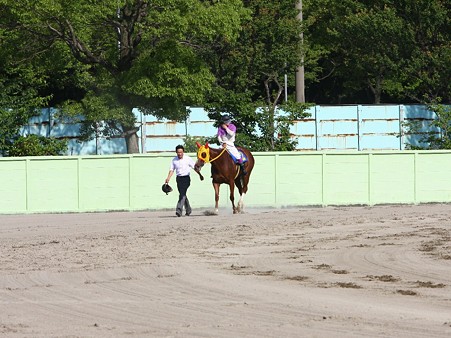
[194,142,209,178]
[195,141,210,167]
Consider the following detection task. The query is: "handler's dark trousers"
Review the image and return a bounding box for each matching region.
[176,175,191,216]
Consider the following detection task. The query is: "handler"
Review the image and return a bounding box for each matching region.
[165,145,196,217]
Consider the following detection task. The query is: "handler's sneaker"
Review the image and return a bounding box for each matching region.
[176,212,181,217]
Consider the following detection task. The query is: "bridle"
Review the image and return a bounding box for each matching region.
[196,143,227,164]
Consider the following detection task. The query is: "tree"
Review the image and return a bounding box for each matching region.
[403,100,451,150]
[394,0,450,103]
[8,135,67,156]
[0,7,63,156]
[3,0,249,153]
[304,0,409,104]
[303,0,450,104]
[0,69,48,155]
[201,0,311,151]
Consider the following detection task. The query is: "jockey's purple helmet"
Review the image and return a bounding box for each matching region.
[221,114,231,124]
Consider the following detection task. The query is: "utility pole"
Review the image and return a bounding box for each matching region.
[295,0,305,103]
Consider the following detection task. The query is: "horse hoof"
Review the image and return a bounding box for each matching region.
[214,209,219,215]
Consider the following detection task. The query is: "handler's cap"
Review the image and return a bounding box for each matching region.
[221,114,231,124]
[162,183,173,195]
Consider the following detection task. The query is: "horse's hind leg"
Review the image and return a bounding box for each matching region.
[237,193,245,213]
[235,179,245,213]
[229,183,238,214]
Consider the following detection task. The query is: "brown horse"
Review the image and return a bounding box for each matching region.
[194,142,254,214]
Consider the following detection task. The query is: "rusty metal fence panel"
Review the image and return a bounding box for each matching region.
[18,105,440,154]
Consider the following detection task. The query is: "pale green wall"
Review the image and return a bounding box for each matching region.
[1,151,450,214]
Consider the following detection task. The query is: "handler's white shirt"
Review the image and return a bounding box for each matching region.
[170,155,195,176]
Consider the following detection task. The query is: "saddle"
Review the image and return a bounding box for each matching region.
[227,150,248,164]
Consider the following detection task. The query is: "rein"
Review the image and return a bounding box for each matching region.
[209,147,227,163]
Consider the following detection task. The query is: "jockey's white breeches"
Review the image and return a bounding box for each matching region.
[225,144,241,160]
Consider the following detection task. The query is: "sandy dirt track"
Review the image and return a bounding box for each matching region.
[0,204,450,337]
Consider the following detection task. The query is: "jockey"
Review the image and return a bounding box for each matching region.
[217,114,247,175]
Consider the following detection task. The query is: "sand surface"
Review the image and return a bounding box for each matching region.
[1,204,450,337]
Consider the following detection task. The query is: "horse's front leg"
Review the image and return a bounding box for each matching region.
[194,164,204,181]
[213,182,220,214]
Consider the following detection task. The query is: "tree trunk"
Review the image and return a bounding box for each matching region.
[368,78,382,104]
[124,128,140,154]
[264,75,284,151]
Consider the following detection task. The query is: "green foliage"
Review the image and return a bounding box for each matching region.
[273,101,312,151]
[0,3,72,155]
[183,135,207,153]
[1,0,449,155]
[396,0,450,103]
[403,101,451,150]
[304,0,409,103]
[0,69,51,155]
[205,100,311,152]
[303,0,450,104]
[202,1,310,151]
[204,101,312,152]
[7,134,67,157]
[2,0,249,153]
